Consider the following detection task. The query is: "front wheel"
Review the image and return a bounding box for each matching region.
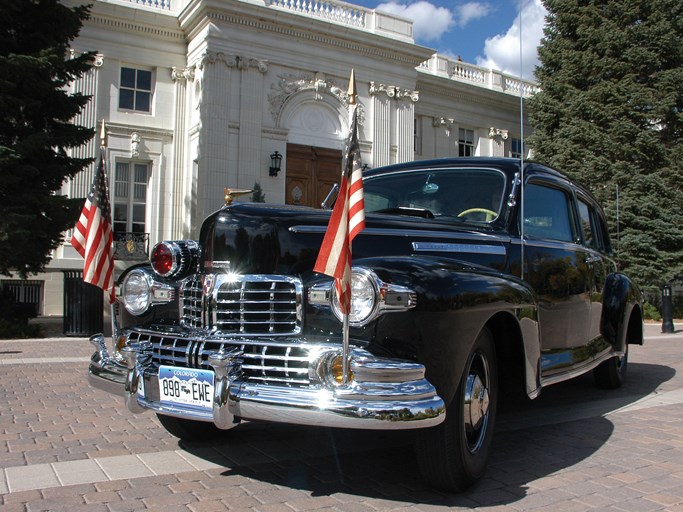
[415,327,498,492]
[156,414,225,442]
[593,342,628,389]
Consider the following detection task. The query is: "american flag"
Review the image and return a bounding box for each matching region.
[72,149,116,304]
[313,104,365,314]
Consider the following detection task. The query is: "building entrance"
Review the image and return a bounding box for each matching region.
[285,144,342,208]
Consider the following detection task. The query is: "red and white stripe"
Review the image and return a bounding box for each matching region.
[72,151,116,304]
[313,106,365,314]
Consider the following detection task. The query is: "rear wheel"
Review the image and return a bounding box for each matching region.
[156,414,224,442]
[415,327,498,492]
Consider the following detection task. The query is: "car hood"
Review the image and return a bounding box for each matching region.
[199,202,510,275]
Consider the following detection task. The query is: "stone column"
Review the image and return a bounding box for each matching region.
[237,58,268,190]
[369,82,391,168]
[369,82,419,166]
[67,52,103,199]
[195,52,237,222]
[395,90,418,163]
[169,66,194,239]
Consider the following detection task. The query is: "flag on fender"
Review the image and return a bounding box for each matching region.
[313,104,365,314]
[71,149,116,304]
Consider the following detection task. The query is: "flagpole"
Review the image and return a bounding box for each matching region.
[341,69,357,385]
[312,69,365,387]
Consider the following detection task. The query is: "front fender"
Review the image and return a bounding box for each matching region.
[602,273,644,347]
[354,256,539,406]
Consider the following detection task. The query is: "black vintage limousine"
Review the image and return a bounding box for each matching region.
[88,157,643,491]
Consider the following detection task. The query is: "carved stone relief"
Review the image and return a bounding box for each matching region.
[268,72,364,128]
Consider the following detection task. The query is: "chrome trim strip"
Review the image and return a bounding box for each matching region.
[540,350,623,388]
[412,242,506,255]
[290,225,511,243]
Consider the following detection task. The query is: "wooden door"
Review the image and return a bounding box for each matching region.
[286,144,342,208]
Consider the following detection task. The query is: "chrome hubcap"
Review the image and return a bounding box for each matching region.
[463,352,490,453]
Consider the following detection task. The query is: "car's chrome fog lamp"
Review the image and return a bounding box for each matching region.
[328,353,354,386]
[331,268,378,326]
[313,351,354,388]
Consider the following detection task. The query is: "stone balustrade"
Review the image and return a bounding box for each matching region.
[419,54,538,98]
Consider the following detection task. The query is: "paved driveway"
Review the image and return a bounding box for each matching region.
[1,324,683,511]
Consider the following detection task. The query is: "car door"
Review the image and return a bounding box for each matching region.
[575,192,618,344]
[521,179,594,378]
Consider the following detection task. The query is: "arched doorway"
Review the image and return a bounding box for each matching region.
[285,144,341,208]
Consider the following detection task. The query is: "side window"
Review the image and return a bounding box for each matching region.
[577,199,598,249]
[119,67,153,113]
[523,183,575,242]
[595,210,613,254]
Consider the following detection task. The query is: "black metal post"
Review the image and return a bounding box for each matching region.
[661,284,675,333]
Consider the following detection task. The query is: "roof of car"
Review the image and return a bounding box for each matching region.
[363,157,571,186]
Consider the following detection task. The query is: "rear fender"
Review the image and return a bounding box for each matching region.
[601,273,644,348]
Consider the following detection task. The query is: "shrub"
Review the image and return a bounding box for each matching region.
[643,301,661,322]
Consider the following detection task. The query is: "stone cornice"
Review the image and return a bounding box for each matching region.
[182,4,431,67]
[88,13,185,42]
[104,122,174,142]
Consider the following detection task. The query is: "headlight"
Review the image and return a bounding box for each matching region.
[331,268,378,326]
[122,269,152,315]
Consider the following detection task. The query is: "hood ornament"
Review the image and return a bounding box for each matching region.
[224,187,253,206]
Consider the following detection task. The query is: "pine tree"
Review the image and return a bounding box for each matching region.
[528,0,683,291]
[0,0,95,277]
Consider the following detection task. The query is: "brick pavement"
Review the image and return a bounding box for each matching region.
[1,324,683,510]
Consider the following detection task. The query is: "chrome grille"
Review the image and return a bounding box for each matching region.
[128,330,312,386]
[180,274,302,335]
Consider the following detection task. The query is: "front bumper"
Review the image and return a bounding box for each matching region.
[88,333,446,430]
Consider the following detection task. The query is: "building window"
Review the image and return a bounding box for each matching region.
[119,67,152,112]
[510,137,523,159]
[114,161,148,235]
[458,128,475,156]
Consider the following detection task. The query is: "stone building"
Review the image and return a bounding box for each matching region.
[7,0,537,321]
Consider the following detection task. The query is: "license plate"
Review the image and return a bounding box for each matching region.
[158,366,214,411]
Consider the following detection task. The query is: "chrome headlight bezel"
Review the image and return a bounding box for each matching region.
[310,267,417,327]
[330,268,379,326]
[120,268,175,316]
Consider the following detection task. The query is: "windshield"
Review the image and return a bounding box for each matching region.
[363,167,507,223]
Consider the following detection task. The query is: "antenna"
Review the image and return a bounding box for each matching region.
[616,183,620,267]
[518,2,525,280]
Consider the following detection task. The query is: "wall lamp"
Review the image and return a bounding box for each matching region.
[269,151,282,176]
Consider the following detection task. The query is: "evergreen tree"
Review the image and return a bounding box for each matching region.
[528,0,683,291]
[0,0,95,277]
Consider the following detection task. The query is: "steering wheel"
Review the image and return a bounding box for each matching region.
[456,208,497,222]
